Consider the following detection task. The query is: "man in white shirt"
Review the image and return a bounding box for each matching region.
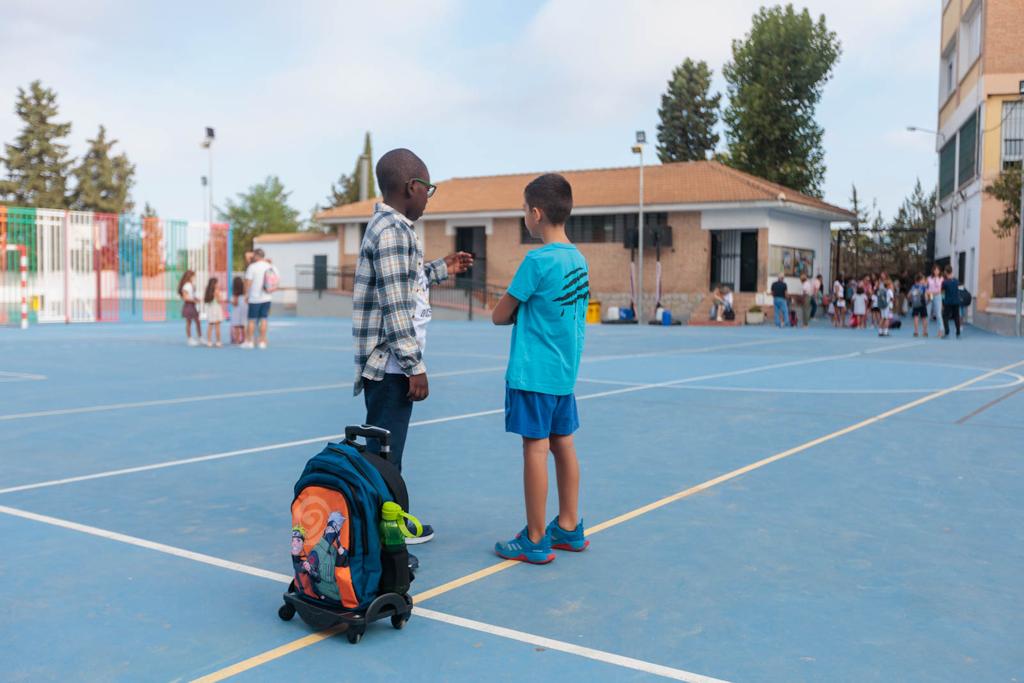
[799,274,813,327]
[243,248,273,349]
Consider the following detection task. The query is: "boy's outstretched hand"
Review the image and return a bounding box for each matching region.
[445,251,474,275]
[408,373,429,401]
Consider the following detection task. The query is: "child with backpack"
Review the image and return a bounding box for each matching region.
[909,273,929,337]
[203,277,225,347]
[941,265,962,339]
[230,276,247,344]
[491,173,589,564]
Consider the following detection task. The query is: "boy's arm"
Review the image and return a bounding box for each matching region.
[423,257,449,285]
[491,292,520,326]
[374,226,425,376]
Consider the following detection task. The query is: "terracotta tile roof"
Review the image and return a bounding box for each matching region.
[254,232,337,243]
[316,160,854,221]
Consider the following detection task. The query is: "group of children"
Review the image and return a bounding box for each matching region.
[829,264,963,338]
[176,272,250,347]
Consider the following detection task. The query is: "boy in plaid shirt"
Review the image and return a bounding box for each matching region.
[353,148,472,544]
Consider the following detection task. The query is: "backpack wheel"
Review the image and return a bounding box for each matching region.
[346,629,363,644]
[278,603,295,621]
[391,614,408,630]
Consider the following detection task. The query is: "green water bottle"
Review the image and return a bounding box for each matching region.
[379,502,422,595]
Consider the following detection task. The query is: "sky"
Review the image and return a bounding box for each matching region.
[0,0,941,222]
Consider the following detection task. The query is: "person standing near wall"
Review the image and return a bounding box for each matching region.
[771,274,789,328]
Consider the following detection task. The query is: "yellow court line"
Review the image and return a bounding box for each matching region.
[192,626,345,682]
[192,358,1024,682]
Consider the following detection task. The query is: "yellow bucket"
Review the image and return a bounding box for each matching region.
[586,301,601,324]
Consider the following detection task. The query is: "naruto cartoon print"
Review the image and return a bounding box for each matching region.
[290,511,350,601]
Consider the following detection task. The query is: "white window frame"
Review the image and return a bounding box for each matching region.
[1001,100,1024,170]
[959,0,983,78]
[941,39,957,102]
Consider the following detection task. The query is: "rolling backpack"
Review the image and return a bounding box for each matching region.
[279,425,415,643]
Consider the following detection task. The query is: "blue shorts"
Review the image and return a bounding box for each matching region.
[248,302,271,320]
[505,385,579,439]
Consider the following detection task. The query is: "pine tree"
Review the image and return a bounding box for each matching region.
[323,132,376,208]
[0,80,74,208]
[71,125,136,213]
[142,202,158,218]
[656,59,721,163]
[723,5,841,196]
[324,173,358,208]
[357,131,375,199]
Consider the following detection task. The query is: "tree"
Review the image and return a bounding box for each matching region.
[884,179,934,275]
[656,59,721,163]
[323,131,376,208]
[71,125,136,213]
[984,168,1022,239]
[142,202,158,218]
[0,80,74,207]
[220,176,300,268]
[324,172,358,208]
[722,4,841,196]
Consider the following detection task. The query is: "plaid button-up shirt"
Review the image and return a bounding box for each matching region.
[352,203,448,395]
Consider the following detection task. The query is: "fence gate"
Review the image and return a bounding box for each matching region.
[0,206,231,326]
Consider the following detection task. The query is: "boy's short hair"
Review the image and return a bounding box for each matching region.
[376,148,426,196]
[524,173,573,225]
[254,248,265,258]
[944,265,953,276]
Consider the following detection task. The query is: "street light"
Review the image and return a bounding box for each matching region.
[632,131,646,322]
[906,125,947,143]
[201,127,215,225]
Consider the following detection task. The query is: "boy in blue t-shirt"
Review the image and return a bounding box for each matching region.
[491,173,589,564]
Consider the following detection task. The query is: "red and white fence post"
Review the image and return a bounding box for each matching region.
[19,245,28,329]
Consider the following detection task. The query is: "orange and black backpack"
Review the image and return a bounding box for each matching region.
[289,426,411,611]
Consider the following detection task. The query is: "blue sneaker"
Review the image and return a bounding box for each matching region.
[495,527,555,564]
[546,517,589,552]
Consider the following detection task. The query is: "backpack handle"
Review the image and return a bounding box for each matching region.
[344,424,391,455]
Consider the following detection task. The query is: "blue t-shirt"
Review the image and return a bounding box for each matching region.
[505,243,589,396]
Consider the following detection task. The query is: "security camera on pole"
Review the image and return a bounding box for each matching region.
[632,131,646,323]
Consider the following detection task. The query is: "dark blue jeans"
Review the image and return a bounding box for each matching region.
[362,374,414,472]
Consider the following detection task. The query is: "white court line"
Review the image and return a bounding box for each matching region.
[859,340,924,354]
[0,366,505,422]
[0,370,47,382]
[0,350,864,496]
[414,608,729,683]
[0,503,728,683]
[0,339,783,422]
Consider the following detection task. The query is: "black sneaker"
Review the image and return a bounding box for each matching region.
[405,520,435,545]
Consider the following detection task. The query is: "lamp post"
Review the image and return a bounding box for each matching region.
[632,131,646,322]
[201,175,208,223]
[201,127,215,225]
[1016,166,1023,336]
[907,124,951,270]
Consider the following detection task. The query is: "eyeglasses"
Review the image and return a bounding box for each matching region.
[411,178,437,198]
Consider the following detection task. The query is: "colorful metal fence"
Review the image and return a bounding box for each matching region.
[0,205,231,325]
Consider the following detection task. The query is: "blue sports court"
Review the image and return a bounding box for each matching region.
[1,319,1022,682]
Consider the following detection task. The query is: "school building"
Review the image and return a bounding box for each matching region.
[933,0,1024,333]
[310,160,853,322]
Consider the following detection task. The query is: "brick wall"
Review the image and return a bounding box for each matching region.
[985,0,1024,74]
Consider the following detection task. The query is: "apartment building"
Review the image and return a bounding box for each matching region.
[934,0,1024,333]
